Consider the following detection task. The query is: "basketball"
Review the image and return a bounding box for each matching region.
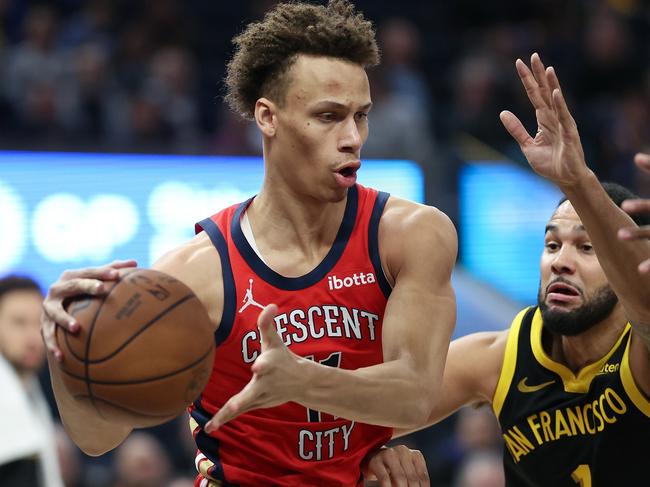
[56,268,215,428]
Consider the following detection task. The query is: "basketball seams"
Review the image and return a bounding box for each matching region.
[83,267,143,418]
[72,395,178,419]
[62,344,213,385]
[62,317,89,363]
[86,293,196,364]
[57,268,215,425]
[83,277,123,419]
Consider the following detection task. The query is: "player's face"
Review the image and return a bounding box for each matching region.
[0,290,45,374]
[272,55,372,202]
[537,201,618,335]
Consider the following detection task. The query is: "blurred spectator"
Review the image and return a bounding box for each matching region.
[210,106,261,155]
[166,478,194,487]
[112,432,172,487]
[112,20,153,94]
[454,451,505,487]
[447,53,509,147]
[55,425,82,487]
[378,17,431,115]
[59,41,114,143]
[428,405,503,486]
[144,46,201,151]
[0,275,64,487]
[0,0,646,193]
[0,0,9,48]
[59,0,115,53]
[363,66,436,165]
[576,8,640,102]
[455,404,502,452]
[3,6,66,135]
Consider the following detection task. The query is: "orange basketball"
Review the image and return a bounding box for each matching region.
[56,268,214,428]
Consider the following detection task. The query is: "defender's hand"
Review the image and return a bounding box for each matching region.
[363,445,430,487]
[41,259,137,361]
[619,153,650,274]
[205,304,304,432]
[500,53,590,188]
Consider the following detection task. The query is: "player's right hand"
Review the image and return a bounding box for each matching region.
[41,259,137,361]
[619,153,650,274]
[362,445,430,487]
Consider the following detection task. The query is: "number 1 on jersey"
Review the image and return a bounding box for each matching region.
[571,464,592,487]
[304,352,342,422]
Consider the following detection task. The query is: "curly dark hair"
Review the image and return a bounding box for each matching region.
[225,0,380,120]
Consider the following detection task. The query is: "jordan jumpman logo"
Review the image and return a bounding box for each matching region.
[238,278,266,313]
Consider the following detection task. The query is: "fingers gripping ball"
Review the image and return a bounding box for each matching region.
[56,269,214,427]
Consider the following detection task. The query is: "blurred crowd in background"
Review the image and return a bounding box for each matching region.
[46,405,506,487]
[1,0,649,486]
[1,0,649,215]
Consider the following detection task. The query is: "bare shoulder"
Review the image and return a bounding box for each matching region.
[378,196,458,284]
[380,196,456,240]
[448,330,509,403]
[152,232,223,329]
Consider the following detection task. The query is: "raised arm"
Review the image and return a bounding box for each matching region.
[206,199,458,431]
[619,153,650,275]
[500,53,650,387]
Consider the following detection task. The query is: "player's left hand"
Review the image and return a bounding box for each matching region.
[500,53,591,188]
[619,152,650,274]
[362,445,430,487]
[205,304,305,432]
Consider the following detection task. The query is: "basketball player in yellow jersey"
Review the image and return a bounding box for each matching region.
[367,54,650,486]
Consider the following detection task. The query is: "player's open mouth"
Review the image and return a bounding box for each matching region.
[333,163,360,188]
[546,282,581,304]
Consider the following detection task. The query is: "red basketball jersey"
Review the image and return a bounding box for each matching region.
[189,184,393,486]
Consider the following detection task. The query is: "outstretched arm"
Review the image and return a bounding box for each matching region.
[501,53,650,387]
[619,153,650,275]
[393,330,507,438]
[207,200,457,431]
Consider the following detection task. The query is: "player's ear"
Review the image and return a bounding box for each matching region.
[255,97,277,138]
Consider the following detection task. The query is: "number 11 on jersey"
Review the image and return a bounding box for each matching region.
[298,352,355,461]
[304,352,342,422]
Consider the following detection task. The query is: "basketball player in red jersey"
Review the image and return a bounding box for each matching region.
[41,1,454,485]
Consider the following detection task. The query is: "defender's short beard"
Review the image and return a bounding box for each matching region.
[538,283,619,336]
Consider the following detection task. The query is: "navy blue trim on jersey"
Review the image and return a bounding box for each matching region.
[368,191,392,298]
[194,431,227,481]
[190,402,236,485]
[231,185,359,290]
[196,218,237,346]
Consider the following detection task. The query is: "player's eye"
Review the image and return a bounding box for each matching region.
[582,244,593,252]
[355,112,369,122]
[318,112,337,122]
[545,242,559,251]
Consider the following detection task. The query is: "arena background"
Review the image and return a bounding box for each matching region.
[0,0,648,486]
